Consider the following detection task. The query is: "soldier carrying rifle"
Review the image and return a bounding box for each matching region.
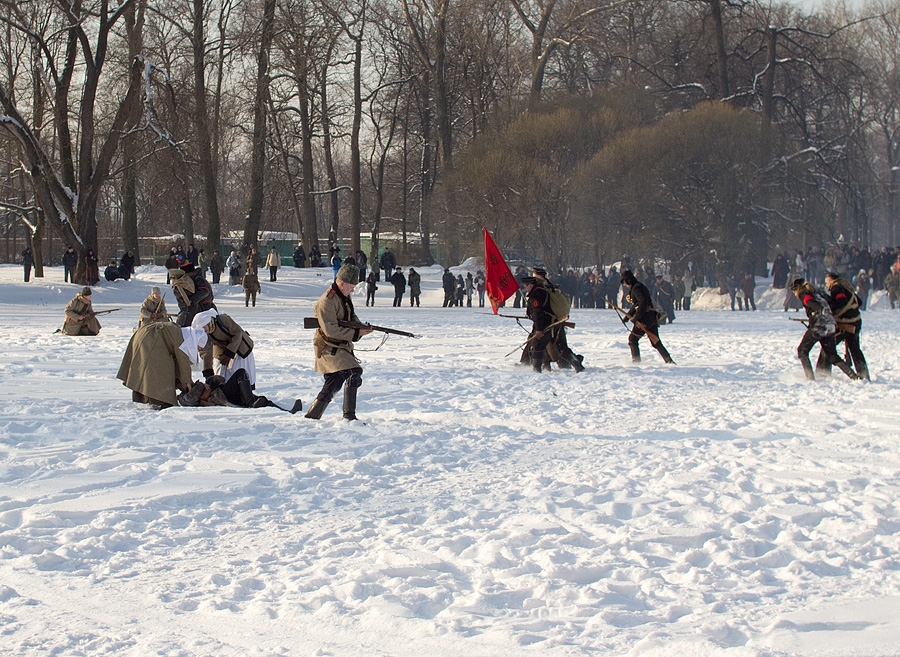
[305,263,374,421]
[618,270,674,365]
[61,287,119,336]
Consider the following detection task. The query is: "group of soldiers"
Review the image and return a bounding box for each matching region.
[517,265,870,383]
[789,272,869,381]
[55,256,873,423]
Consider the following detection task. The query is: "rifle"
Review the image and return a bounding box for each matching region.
[84,308,121,319]
[790,317,810,326]
[611,304,660,346]
[303,317,417,338]
[495,313,574,329]
[504,317,570,357]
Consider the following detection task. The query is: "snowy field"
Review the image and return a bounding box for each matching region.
[1,261,900,657]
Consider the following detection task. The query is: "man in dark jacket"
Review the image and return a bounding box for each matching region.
[442,268,456,307]
[408,267,422,307]
[819,272,869,380]
[22,246,34,282]
[380,248,396,276]
[293,244,306,268]
[390,266,406,307]
[621,269,674,364]
[790,278,858,381]
[523,276,554,372]
[119,250,136,280]
[171,261,216,328]
[62,245,78,283]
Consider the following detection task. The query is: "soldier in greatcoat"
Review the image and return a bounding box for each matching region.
[139,287,169,327]
[117,321,196,408]
[305,263,373,420]
[61,287,102,335]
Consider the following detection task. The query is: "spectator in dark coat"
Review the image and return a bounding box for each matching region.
[740,273,757,311]
[119,250,136,280]
[442,269,456,307]
[390,266,406,307]
[22,246,34,282]
[62,246,77,283]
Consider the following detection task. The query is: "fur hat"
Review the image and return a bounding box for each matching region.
[336,263,360,285]
[180,262,196,273]
[533,267,548,278]
[521,276,537,285]
[80,286,92,296]
[620,270,637,286]
[790,277,806,291]
[151,286,161,295]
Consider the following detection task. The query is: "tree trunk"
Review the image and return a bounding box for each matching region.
[194,0,222,253]
[321,55,340,246]
[243,0,276,249]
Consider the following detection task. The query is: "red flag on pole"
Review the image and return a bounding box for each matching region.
[483,226,519,314]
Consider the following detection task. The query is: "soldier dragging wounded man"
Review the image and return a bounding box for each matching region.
[117,308,301,412]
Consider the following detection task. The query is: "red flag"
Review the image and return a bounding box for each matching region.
[483,226,519,314]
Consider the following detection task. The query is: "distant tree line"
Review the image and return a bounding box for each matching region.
[2,0,900,281]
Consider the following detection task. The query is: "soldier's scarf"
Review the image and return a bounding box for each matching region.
[171,274,196,307]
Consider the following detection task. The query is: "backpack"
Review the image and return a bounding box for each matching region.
[546,284,572,321]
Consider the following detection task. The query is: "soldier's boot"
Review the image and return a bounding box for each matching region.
[304,396,331,420]
[835,359,860,381]
[532,356,544,373]
[629,341,641,363]
[800,359,816,381]
[565,353,585,373]
[342,386,359,421]
[655,343,675,364]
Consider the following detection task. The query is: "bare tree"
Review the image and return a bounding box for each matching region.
[0,0,147,282]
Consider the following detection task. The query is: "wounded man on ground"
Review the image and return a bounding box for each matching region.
[177,369,302,413]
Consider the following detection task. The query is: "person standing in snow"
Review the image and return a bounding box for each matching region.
[408,267,421,307]
[22,246,34,282]
[390,266,406,307]
[305,263,373,420]
[365,269,378,306]
[789,278,858,382]
[266,248,280,282]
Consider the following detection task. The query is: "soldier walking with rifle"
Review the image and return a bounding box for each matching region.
[617,270,674,364]
[305,263,374,421]
[789,277,858,382]
[60,287,119,335]
[522,275,554,372]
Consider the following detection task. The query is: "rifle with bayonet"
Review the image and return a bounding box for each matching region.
[611,303,661,346]
[303,317,417,338]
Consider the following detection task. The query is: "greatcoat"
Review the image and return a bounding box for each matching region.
[117,322,194,406]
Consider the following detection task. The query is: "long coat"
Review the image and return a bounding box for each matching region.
[62,294,101,335]
[140,295,169,326]
[117,322,193,406]
[312,283,362,374]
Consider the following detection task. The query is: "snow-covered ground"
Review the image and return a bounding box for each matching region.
[1,262,899,657]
